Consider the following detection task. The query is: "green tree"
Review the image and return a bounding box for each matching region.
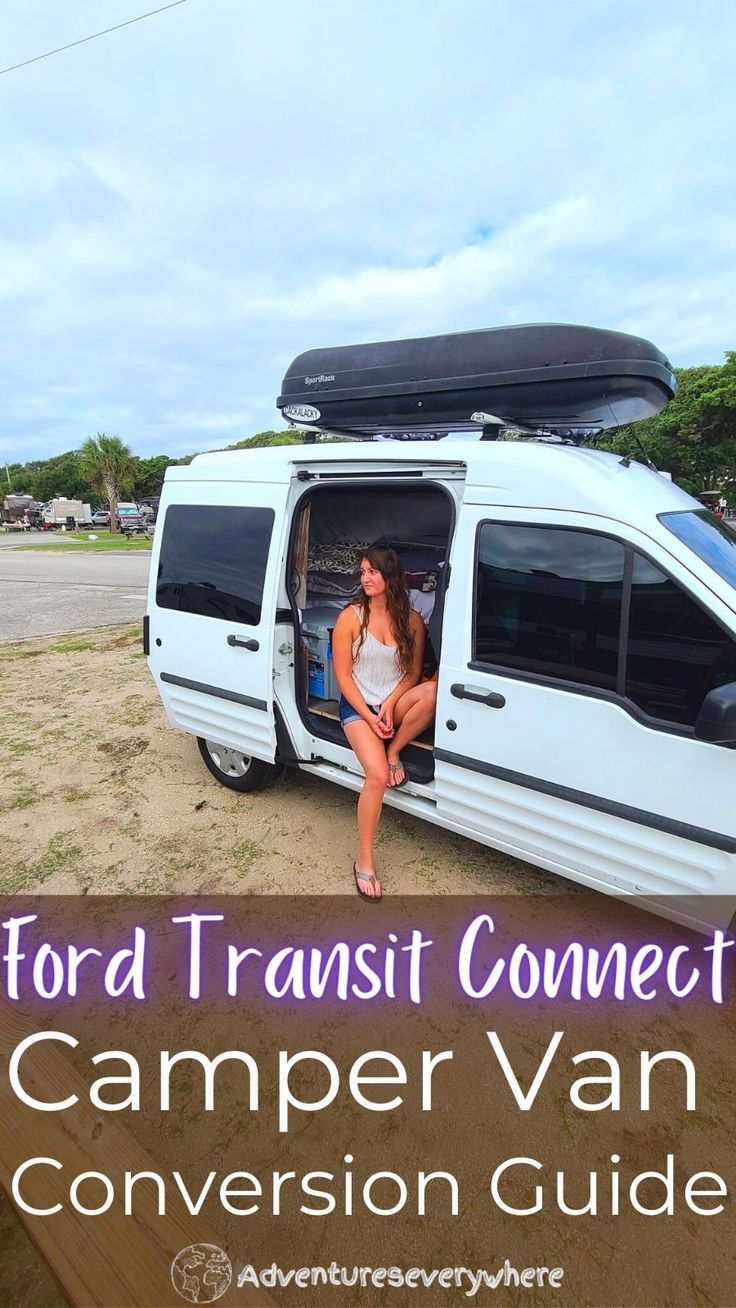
[594,354,736,502]
[132,454,175,499]
[12,450,92,503]
[2,462,26,495]
[228,427,342,450]
[78,433,136,533]
[229,428,308,449]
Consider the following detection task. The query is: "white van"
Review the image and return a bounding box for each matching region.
[145,326,736,932]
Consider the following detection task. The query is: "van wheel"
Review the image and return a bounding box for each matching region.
[197,738,278,792]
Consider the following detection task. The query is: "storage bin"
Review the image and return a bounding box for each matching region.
[302,606,342,702]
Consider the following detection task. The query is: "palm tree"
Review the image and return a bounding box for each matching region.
[78,433,136,534]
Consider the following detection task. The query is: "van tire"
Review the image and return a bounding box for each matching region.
[197,738,278,792]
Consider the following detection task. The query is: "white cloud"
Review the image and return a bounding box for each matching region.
[169,409,256,431]
[0,0,734,461]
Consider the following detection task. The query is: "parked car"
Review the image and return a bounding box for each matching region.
[91,510,111,526]
[117,501,150,534]
[145,323,736,935]
[136,497,160,524]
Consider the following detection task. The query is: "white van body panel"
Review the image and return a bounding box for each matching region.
[434,502,736,931]
[149,440,736,930]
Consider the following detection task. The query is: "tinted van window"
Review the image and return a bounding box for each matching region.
[157,505,274,625]
[659,509,736,592]
[626,553,736,726]
[475,524,625,689]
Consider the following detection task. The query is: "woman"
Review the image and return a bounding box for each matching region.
[332,547,435,900]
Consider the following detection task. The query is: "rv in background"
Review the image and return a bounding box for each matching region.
[41,498,92,530]
[2,493,40,529]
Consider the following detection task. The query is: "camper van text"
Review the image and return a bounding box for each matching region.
[2,911,732,1223]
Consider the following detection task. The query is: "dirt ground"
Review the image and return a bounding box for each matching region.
[0,622,567,899]
[0,622,571,1307]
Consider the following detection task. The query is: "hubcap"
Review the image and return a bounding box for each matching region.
[206,741,252,777]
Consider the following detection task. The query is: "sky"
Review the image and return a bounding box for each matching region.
[1,0,735,464]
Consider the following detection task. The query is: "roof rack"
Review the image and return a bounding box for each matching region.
[289,419,588,446]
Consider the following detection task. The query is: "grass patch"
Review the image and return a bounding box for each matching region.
[133,871,174,893]
[0,647,44,660]
[17,533,152,552]
[119,695,148,727]
[3,785,41,811]
[50,639,96,654]
[1,831,84,893]
[4,740,27,756]
[232,838,263,876]
[99,629,143,651]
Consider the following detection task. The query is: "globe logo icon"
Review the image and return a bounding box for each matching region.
[171,1244,233,1303]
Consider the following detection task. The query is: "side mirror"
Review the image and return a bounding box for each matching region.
[694,682,736,745]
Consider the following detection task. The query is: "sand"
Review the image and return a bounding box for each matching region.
[0,623,565,899]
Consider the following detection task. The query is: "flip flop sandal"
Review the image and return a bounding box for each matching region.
[388,762,408,789]
[353,863,382,902]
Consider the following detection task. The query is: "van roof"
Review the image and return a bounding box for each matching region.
[167,438,697,521]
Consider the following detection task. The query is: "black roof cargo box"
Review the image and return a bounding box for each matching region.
[277,323,676,437]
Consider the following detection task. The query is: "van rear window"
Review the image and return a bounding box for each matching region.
[156,505,275,625]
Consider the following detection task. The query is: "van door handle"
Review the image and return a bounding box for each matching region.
[227,635,260,651]
[451,683,506,708]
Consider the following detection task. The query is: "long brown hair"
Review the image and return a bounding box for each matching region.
[353,547,414,676]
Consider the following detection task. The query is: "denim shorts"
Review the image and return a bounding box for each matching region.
[338,695,379,727]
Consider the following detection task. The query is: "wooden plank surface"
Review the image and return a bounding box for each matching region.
[0,1000,275,1308]
[308,697,434,749]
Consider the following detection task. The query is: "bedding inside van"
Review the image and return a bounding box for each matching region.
[300,485,451,614]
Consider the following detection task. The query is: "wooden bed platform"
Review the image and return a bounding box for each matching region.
[308,697,434,750]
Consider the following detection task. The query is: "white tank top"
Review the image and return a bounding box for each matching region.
[351,606,402,707]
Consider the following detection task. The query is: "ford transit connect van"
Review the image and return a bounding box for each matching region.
[145,325,736,932]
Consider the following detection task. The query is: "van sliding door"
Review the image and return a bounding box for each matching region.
[148,481,289,764]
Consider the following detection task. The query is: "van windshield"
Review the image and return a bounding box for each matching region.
[659,509,736,592]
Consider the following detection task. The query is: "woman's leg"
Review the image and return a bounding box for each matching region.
[386,682,437,785]
[342,720,390,895]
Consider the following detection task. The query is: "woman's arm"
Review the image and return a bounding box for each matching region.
[376,611,426,729]
[331,609,391,734]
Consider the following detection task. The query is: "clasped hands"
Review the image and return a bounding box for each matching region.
[369,701,395,739]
